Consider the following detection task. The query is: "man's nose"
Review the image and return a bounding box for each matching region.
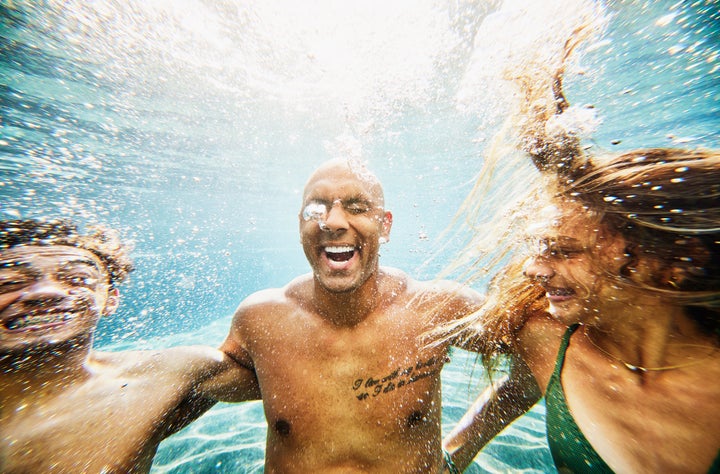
[524,257,555,282]
[322,201,349,232]
[18,279,69,306]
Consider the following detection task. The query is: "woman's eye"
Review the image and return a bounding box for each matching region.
[549,248,582,258]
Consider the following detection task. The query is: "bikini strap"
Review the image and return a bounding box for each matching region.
[550,323,581,381]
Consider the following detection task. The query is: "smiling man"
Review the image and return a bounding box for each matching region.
[0,219,260,474]
[220,158,490,473]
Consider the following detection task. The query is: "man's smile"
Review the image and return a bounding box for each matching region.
[322,245,360,271]
[2,308,78,332]
[324,245,357,262]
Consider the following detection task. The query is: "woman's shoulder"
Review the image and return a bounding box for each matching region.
[516,315,568,391]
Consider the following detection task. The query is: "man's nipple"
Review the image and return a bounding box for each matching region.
[407,410,426,427]
[274,419,291,437]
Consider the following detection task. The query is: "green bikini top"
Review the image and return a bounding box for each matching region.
[545,324,720,474]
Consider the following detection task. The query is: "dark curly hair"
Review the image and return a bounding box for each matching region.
[0,219,134,287]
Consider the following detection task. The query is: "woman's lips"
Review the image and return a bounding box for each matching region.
[545,287,574,303]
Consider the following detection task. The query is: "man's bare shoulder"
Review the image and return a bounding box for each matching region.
[235,274,311,313]
[407,276,483,308]
[226,275,314,337]
[378,265,410,281]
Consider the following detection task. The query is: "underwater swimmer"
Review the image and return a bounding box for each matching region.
[220,158,515,474]
[0,219,260,474]
[443,23,720,474]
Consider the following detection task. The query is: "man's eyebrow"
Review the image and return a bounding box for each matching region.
[343,196,373,204]
[58,257,101,269]
[304,194,373,204]
[0,260,31,270]
[0,257,100,270]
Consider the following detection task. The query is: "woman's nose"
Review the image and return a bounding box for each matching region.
[523,257,555,282]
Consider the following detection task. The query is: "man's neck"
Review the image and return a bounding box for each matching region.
[0,341,94,405]
[312,270,385,327]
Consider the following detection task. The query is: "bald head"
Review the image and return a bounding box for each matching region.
[302,158,385,207]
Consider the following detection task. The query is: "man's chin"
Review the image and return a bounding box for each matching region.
[315,274,364,294]
[318,282,360,294]
[0,332,89,357]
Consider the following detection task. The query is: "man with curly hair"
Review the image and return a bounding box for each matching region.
[0,219,260,474]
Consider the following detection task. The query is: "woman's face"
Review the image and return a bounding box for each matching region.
[523,201,631,326]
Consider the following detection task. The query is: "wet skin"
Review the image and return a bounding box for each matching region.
[517,202,720,473]
[221,161,485,473]
[299,162,392,296]
[523,203,629,327]
[0,245,259,474]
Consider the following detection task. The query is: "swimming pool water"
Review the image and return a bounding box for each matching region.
[2,1,718,472]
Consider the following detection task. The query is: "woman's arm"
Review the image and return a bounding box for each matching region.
[443,356,541,472]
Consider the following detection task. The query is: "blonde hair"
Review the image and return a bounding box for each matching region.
[443,22,720,365]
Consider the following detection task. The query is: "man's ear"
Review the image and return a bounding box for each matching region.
[104,287,120,316]
[381,210,393,243]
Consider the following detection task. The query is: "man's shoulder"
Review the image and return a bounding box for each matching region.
[242,278,301,303]
[408,275,483,302]
[235,275,311,315]
[379,266,409,280]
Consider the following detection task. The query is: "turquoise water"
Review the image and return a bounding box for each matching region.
[2,0,718,472]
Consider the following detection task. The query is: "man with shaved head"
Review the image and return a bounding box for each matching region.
[221,158,496,473]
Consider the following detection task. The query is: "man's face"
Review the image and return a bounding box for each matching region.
[299,163,392,293]
[0,245,115,353]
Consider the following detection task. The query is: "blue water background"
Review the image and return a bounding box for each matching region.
[1,0,718,472]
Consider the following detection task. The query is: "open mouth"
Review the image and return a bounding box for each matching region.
[324,245,357,262]
[3,310,75,331]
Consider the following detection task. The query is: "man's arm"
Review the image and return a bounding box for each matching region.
[147,345,261,441]
[443,356,541,472]
[191,346,261,403]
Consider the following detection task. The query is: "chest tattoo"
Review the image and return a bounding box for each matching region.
[352,355,449,401]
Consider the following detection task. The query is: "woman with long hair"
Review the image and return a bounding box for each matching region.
[443,23,720,474]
